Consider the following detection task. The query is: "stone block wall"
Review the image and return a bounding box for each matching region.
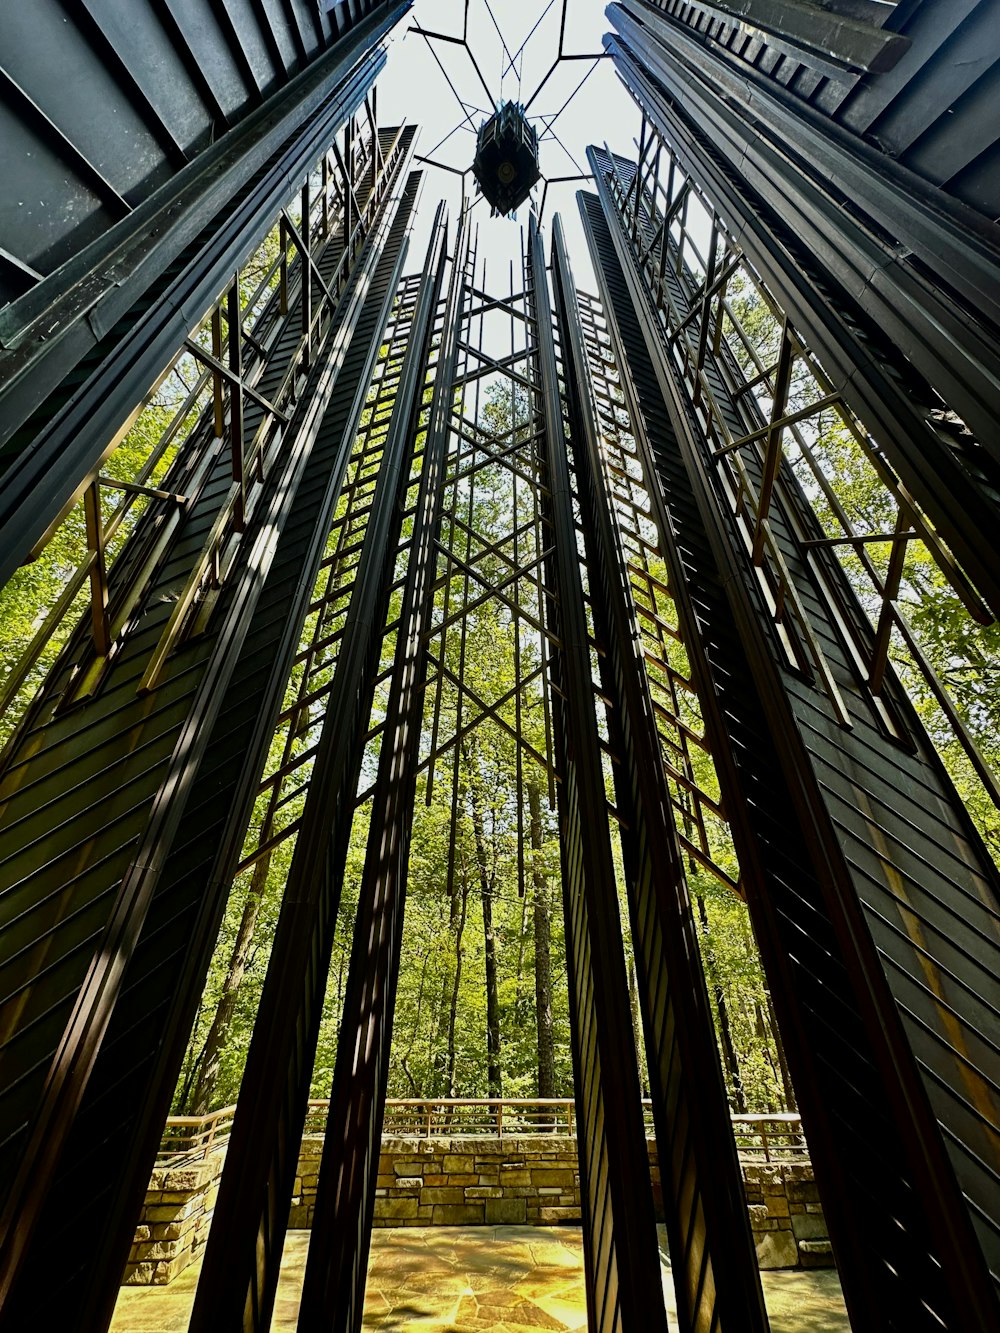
[127,1136,833,1285]
[290,1136,832,1269]
[124,1154,224,1286]
[290,1135,580,1229]
[740,1163,833,1270]
[648,1149,830,1270]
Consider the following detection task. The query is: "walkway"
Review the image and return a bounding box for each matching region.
[111,1226,851,1332]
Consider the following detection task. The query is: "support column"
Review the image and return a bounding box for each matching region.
[0,134,420,1333]
[581,160,1000,1332]
[295,218,471,1333]
[529,217,669,1333]
[606,3,1000,617]
[551,216,769,1333]
[187,205,450,1333]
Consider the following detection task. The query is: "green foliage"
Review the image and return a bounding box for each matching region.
[383,753,573,1102]
[0,223,285,749]
[12,244,992,1132]
[166,362,793,1120]
[725,271,1000,865]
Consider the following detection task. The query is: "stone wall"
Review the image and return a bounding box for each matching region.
[291,1135,581,1229]
[739,1163,832,1270]
[293,1135,833,1270]
[127,1136,832,1285]
[648,1152,831,1270]
[124,1154,223,1286]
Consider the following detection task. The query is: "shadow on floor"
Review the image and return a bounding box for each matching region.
[111,1225,850,1332]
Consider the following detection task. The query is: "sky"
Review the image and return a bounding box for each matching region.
[375,0,642,291]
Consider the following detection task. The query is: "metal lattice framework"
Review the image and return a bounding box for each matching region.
[0,25,424,1320]
[579,3,1000,1323]
[407,0,605,223]
[0,4,999,1333]
[584,146,1000,1324]
[575,287,739,896]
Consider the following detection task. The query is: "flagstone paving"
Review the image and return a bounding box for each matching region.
[110,1226,851,1332]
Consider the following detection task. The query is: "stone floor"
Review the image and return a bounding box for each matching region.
[110,1227,851,1332]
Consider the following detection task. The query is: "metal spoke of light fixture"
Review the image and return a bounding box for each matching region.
[407,0,609,219]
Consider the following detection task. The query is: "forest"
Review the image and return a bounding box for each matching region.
[167,370,791,1119]
[1,221,997,1133]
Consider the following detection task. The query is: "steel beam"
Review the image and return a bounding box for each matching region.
[293,212,469,1333]
[529,216,669,1333]
[607,4,1000,617]
[185,204,449,1333]
[0,140,419,1333]
[582,155,1000,1331]
[0,4,410,589]
[550,215,768,1333]
[669,0,909,73]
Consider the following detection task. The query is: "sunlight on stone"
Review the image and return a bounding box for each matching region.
[111,1225,850,1333]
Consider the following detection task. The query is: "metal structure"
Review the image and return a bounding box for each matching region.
[472,102,540,216]
[408,0,604,222]
[0,3,998,1333]
[580,3,1000,1330]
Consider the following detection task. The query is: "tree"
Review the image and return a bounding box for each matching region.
[528,777,555,1099]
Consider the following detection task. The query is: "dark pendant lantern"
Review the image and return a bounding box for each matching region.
[472,101,541,216]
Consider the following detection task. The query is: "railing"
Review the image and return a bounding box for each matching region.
[157,1105,236,1164]
[158,1100,806,1165]
[382,1099,577,1138]
[730,1113,807,1161]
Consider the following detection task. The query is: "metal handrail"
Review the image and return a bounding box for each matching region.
[158,1099,806,1165]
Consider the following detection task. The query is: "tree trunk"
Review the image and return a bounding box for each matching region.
[628,953,648,1099]
[400,949,432,1098]
[467,756,502,1100]
[695,890,747,1113]
[514,890,529,1008]
[528,779,555,1100]
[446,863,470,1098]
[186,850,271,1115]
[767,992,798,1112]
[431,838,466,1098]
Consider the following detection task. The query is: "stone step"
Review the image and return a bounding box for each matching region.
[799,1239,836,1270]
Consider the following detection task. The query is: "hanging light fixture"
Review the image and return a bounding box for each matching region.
[472,100,541,216]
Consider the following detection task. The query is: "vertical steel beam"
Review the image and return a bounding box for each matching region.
[82,480,112,658]
[550,216,769,1333]
[528,216,669,1333]
[581,166,1000,1331]
[604,13,1000,618]
[0,23,400,588]
[294,214,471,1333]
[301,182,313,369]
[0,143,420,1333]
[227,280,247,531]
[185,205,450,1333]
